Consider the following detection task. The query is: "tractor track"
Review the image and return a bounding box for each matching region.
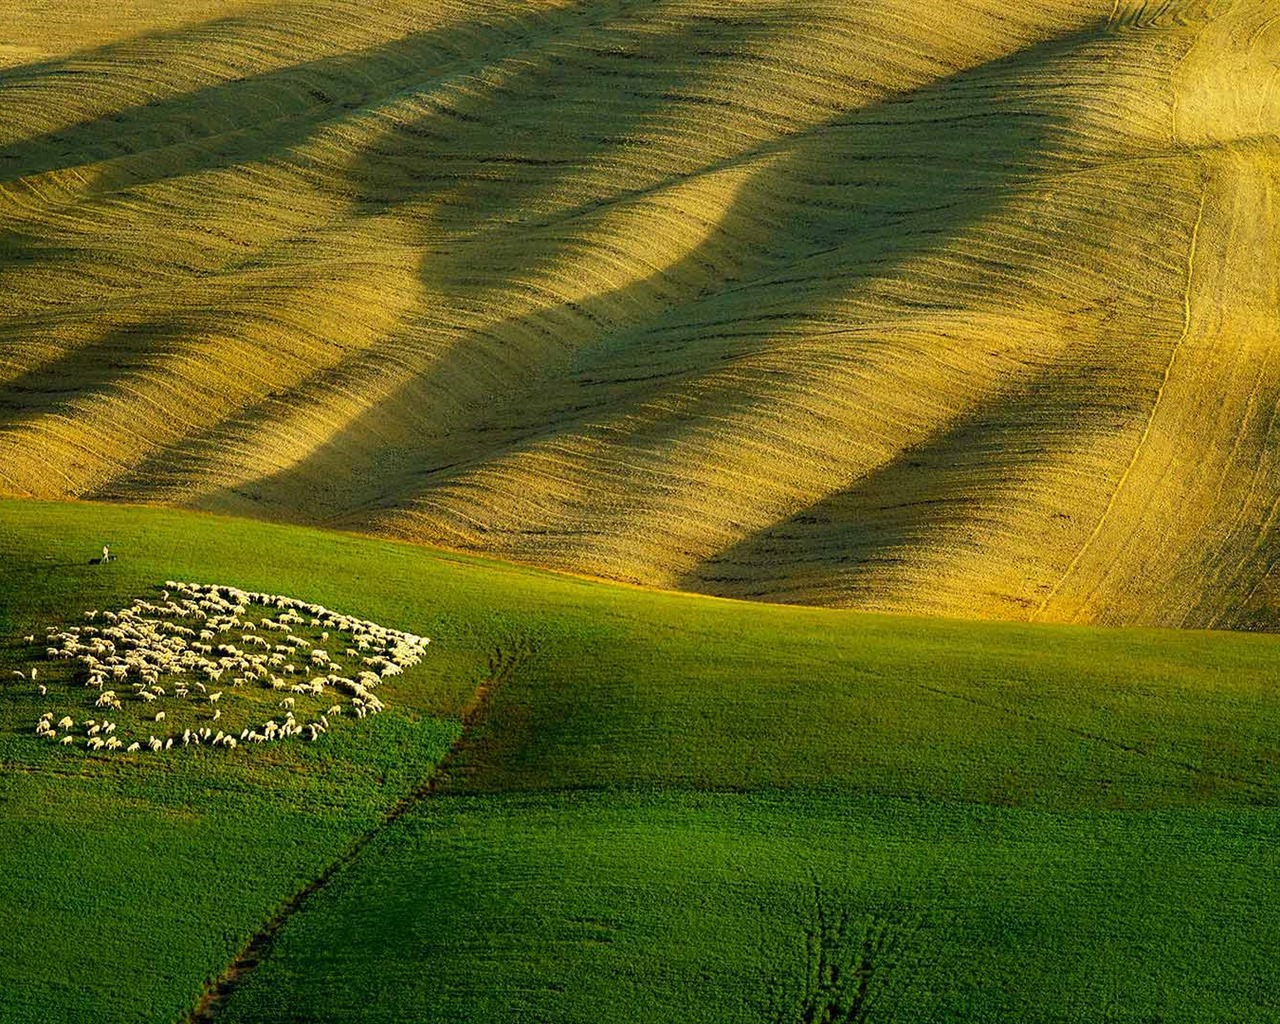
[182,640,529,1024]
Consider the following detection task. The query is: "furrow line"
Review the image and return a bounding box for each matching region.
[1033,182,1208,620]
[181,640,528,1024]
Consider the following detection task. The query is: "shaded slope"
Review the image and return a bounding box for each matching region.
[1,0,1278,627]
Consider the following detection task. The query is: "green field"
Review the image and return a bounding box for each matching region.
[1,499,1277,1022]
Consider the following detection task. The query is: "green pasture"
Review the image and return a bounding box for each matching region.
[220,791,1280,1024]
[1,499,1277,1022]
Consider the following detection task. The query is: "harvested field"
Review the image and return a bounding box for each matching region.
[1,1,1278,626]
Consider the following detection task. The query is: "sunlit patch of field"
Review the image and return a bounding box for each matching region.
[1,0,1279,628]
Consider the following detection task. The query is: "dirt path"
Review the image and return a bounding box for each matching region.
[182,641,528,1023]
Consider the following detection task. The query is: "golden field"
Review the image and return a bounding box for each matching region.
[1,0,1277,628]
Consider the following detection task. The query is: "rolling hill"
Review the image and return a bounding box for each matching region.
[1,500,1278,1023]
[2,0,1279,630]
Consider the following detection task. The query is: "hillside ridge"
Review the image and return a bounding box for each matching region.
[1,0,1278,629]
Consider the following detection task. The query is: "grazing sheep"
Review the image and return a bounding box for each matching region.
[60,735,74,746]
[126,742,141,753]
[33,580,429,757]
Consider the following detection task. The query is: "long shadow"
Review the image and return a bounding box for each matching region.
[96,1,813,508]
[13,9,1145,587]
[0,317,191,424]
[0,1,686,458]
[211,17,1130,537]
[0,2,618,194]
[674,330,1174,608]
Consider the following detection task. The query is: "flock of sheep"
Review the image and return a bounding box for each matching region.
[20,581,430,754]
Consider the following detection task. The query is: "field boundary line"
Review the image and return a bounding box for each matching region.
[181,640,530,1024]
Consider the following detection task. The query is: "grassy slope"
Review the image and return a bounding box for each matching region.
[3,501,1276,1022]
[220,794,1280,1023]
[0,500,491,1024]
[1,0,1279,628]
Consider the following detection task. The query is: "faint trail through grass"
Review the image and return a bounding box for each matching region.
[183,639,530,1023]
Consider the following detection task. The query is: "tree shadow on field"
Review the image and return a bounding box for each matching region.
[0,0,673,483]
[2,2,1136,579]
[0,317,191,428]
[205,16,1127,542]
[0,1,632,301]
[676,331,1171,608]
[0,2,622,194]
[99,0,812,507]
